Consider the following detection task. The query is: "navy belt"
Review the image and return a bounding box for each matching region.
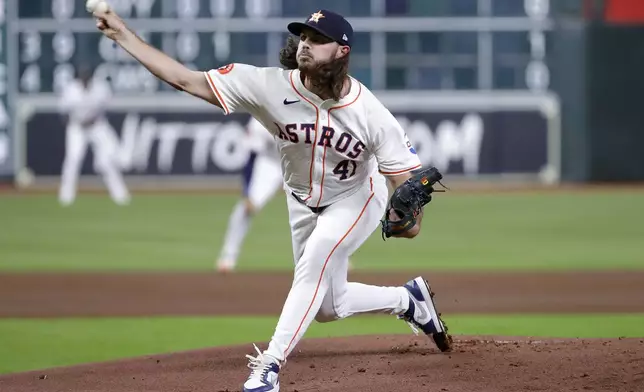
[291,192,328,214]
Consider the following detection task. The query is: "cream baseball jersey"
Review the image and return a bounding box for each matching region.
[204,63,421,207]
[58,78,112,125]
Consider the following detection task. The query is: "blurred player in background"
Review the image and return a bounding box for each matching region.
[216,117,284,272]
[57,65,131,206]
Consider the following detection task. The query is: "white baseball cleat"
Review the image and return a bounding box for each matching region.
[399,276,453,352]
[243,344,281,392]
[215,259,236,273]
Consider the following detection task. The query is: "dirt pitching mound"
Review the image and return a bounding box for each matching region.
[2,335,643,392]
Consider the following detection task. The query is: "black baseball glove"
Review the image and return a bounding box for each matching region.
[381,166,446,239]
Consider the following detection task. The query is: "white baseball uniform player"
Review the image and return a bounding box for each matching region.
[92,6,451,391]
[216,117,284,272]
[57,68,130,206]
[216,117,356,273]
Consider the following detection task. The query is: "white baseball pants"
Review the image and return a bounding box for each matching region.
[264,173,409,362]
[58,119,130,205]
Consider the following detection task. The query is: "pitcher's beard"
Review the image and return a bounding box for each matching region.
[297,55,349,101]
[296,54,319,74]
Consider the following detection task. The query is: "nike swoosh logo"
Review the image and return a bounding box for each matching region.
[410,281,430,321]
[283,98,300,105]
[416,300,428,321]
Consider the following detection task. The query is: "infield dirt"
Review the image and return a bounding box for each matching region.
[1,271,643,392]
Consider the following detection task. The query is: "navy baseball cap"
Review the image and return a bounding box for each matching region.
[287,10,353,47]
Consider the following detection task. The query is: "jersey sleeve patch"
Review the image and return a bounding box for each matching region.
[217,63,235,75]
[203,63,267,115]
[405,135,417,154]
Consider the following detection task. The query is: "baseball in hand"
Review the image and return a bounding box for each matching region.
[86,0,110,13]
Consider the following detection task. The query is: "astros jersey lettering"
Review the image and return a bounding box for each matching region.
[204,64,422,208]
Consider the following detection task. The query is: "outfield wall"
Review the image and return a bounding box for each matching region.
[11,91,560,190]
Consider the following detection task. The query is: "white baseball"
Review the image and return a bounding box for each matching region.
[85,0,100,12]
[86,0,110,13]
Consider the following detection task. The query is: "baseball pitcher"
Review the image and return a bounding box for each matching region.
[91,5,452,391]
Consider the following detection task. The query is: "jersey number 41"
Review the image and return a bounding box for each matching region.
[333,160,358,180]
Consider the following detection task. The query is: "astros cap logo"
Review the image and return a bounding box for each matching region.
[308,11,325,23]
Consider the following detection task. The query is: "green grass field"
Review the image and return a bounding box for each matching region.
[1,191,643,271]
[1,314,643,374]
[1,191,643,375]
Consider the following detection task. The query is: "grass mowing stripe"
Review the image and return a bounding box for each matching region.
[1,193,643,271]
[1,314,643,374]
